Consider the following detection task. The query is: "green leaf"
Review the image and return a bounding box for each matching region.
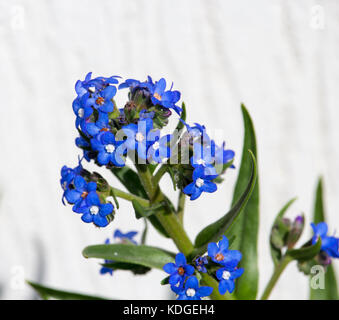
[110,166,148,199]
[225,104,259,300]
[160,276,170,285]
[141,218,148,245]
[101,262,151,275]
[270,198,297,266]
[83,244,175,270]
[132,200,167,219]
[286,238,321,261]
[193,150,257,253]
[310,178,339,300]
[175,102,187,132]
[27,281,109,300]
[111,166,169,238]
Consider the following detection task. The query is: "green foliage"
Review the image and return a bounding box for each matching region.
[270,198,297,266]
[27,281,108,300]
[111,166,170,237]
[83,244,175,270]
[193,151,257,255]
[286,238,321,261]
[310,178,339,300]
[225,104,259,300]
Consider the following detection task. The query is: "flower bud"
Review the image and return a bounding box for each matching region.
[270,217,291,249]
[287,215,305,249]
[89,171,109,192]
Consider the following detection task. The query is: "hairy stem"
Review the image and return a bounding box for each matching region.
[136,164,193,255]
[152,165,168,186]
[135,164,227,300]
[177,191,186,224]
[260,255,292,300]
[107,186,150,207]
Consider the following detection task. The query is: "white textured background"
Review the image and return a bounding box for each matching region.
[0,0,338,300]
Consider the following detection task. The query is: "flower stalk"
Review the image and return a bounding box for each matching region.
[260,255,292,300]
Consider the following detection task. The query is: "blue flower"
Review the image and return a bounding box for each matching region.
[79,192,114,227]
[171,276,213,300]
[191,143,218,178]
[311,222,339,258]
[148,78,181,114]
[75,137,96,162]
[81,112,109,137]
[60,160,83,203]
[86,85,116,113]
[75,72,93,97]
[87,75,120,91]
[147,132,172,163]
[207,235,242,267]
[163,253,194,286]
[72,93,93,128]
[183,166,217,200]
[194,256,208,273]
[90,131,125,167]
[114,229,138,245]
[210,140,235,167]
[64,176,97,213]
[122,118,154,159]
[216,267,244,294]
[181,120,210,143]
[100,238,114,276]
[75,72,119,96]
[118,78,143,90]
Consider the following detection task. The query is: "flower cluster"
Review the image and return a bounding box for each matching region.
[100,229,138,276]
[60,159,114,227]
[208,235,244,294]
[163,235,243,299]
[61,73,235,228]
[180,121,235,200]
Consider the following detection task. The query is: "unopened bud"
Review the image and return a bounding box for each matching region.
[287,215,305,249]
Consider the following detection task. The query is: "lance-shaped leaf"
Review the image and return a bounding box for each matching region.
[193,150,257,255]
[27,281,109,300]
[83,244,175,270]
[111,166,169,237]
[310,178,339,300]
[225,104,259,300]
[286,238,321,261]
[270,198,297,266]
[101,262,151,275]
[132,200,165,219]
[111,166,148,199]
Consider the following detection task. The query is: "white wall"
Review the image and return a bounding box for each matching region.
[0,0,338,300]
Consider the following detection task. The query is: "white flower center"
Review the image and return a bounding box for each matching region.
[90,206,99,215]
[197,158,206,166]
[152,141,160,150]
[105,144,115,153]
[195,178,204,188]
[222,271,231,280]
[89,86,96,93]
[78,108,84,118]
[186,288,196,297]
[135,132,145,142]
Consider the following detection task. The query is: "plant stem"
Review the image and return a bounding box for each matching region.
[107,186,150,207]
[260,255,292,300]
[152,165,168,186]
[177,191,186,224]
[135,164,227,300]
[200,273,233,300]
[136,164,193,255]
